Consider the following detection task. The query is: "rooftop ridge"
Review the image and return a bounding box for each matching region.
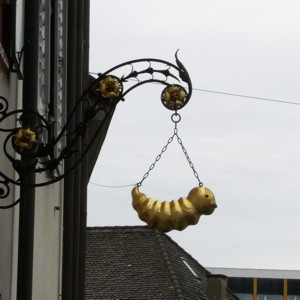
[86,225,148,231]
[154,229,185,300]
[87,225,210,275]
[85,225,239,299]
[207,267,300,279]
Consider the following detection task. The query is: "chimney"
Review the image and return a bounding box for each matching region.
[207,274,228,300]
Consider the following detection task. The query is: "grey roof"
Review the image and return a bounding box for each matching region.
[85,226,238,300]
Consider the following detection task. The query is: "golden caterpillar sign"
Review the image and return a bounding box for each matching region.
[132,186,217,232]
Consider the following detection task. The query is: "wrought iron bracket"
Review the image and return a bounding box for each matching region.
[9,47,24,79]
[0,51,192,209]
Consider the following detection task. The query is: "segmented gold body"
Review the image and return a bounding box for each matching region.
[132,186,217,232]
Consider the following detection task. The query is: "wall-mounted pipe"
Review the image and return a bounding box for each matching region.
[16,1,39,299]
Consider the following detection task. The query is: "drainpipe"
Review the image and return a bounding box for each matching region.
[16,0,39,299]
[61,1,77,296]
[207,274,228,300]
[78,3,90,299]
[62,1,90,299]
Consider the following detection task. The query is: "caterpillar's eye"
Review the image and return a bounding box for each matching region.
[205,194,209,198]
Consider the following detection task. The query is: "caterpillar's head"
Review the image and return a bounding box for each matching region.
[187,187,217,215]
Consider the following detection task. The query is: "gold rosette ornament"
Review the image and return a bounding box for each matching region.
[13,128,38,152]
[132,186,217,232]
[161,85,187,110]
[97,76,122,99]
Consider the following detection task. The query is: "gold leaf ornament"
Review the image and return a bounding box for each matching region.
[13,128,38,152]
[132,186,217,232]
[98,76,122,99]
[161,85,187,110]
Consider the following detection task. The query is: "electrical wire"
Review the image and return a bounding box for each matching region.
[89,181,136,188]
[193,88,300,106]
[88,72,300,189]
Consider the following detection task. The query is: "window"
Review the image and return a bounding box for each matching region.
[180,257,202,280]
[288,280,300,296]
[235,293,253,300]
[228,277,253,294]
[0,0,10,46]
[258,295,282,300]
[0,0,11,69]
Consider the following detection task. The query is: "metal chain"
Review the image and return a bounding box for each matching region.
[137,113,203,187]
[175,127,203,187]
[137,133,176,187]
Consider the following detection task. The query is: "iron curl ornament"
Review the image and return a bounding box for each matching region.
[0,51,193,209]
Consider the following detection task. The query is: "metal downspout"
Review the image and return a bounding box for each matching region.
[61,0,77,294]
[16,1,39,299]
[62,1,90,298]
[78,1,90,298]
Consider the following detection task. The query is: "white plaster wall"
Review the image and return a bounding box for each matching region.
[32,182,64,299]
[0,70,13,300]
[1,1,66,299]
[31,1,65,297]
[0,71,20,299]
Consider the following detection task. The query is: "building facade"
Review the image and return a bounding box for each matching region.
[207,268,300,300]
[0,1,98,299]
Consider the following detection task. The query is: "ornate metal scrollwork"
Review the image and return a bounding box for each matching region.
[0,51,192,208]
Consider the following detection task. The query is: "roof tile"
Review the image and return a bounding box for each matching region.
[85,226,238,300]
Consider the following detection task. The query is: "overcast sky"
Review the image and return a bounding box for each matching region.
[87,0,300,271]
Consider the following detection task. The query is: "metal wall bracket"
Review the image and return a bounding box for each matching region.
[0,51,192,208]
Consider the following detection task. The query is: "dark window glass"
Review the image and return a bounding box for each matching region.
[288,280,300,295]
[0,0,11,54]
[258,279,283,294]
[228,277,253,294]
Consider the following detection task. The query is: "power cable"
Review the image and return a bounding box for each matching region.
[89,181,136,188]
[193,88,300,106]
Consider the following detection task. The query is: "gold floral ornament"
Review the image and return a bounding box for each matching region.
[13,128,38,152]
[97,76,122,99]
[161,85,187,110]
